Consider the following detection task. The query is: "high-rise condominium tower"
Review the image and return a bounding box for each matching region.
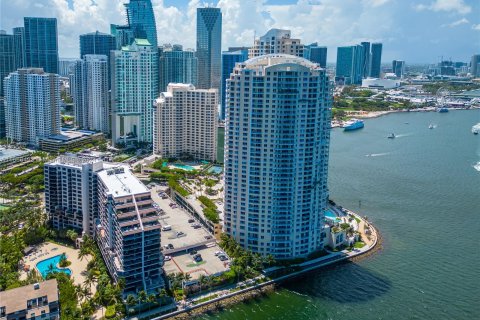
[303,43,327,68]
[336,45,363,85]
[370,43,382,78]
[125,0,158,48]
[196,7,222,90]
[249,29,304,58]
[159,44,198,92]
[224,54,332,259]
[392,60,405,78]
[111,39,158,145]
[4,68,61,146]
[45,155,104,235]
[153,84,218,161]
[96,165,164,294]
[80,31,116,58]
[471,54,480,77]
[360,41,371,78]
[220,50,248,120]
[72,55,110,133]
[23,17,59,74]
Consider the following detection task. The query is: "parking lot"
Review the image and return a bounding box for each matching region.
[163,245,230,279]
[150,186,215,254]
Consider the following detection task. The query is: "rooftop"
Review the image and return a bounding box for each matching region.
[98,165,149,197]
[0,148,32,162]
[47,154,103,169]
[43,129,99,142]
[243,54,319,70]
[0,279,58,315]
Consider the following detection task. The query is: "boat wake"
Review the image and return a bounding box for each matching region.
[366,153,390,157]
[394,133,412,138]
[474,162,480,172]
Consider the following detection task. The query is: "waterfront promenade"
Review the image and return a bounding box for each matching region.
[138,209,379,320]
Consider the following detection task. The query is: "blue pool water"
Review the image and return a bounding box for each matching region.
[325,210,339,221]
[208,165,223,174]
[36,254,72,278]
[173,164,195,171]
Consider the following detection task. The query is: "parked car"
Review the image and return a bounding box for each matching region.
[164,256,172,261]
[214,251,225,256]
[176,231,186,237]
[188,218,195,223]
[167,243,174,249]
[218,255,228,261]
[194,256,203,262]
[204,235,213,240]
[162,225,172,231]
[189,250,197,255]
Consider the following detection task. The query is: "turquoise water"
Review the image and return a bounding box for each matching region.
[173,164,195,171]
[208,165,223,174]
[36,254,72,278]
[324,210,337,219]
[202,109,480,319]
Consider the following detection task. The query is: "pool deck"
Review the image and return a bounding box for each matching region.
[20,242,94,294]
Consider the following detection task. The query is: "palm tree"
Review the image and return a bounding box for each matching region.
[83,270,96,291]
[264,254,276,267]
[137,290,147,306]
[125,294,137,315]
[198,274,206,293]
[147,293,157,311]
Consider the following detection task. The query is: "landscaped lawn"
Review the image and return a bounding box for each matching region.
[354,241,366,248]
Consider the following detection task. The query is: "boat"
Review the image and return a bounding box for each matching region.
[429,123,435,129]
[387,133,395,139]
[437,107,449,113]
[343,119,364,131]
[472,123,480,135]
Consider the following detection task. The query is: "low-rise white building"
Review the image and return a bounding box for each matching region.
[362,78,401,89]
[153,83,218,161]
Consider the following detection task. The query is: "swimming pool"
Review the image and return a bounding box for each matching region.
[208,165,223,174]
[172,164,195,171]
[325,210,340,221]
[36,254,72,278]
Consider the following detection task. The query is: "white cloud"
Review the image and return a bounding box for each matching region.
[441,18,469,28]
[414,0,471,15]
[362,0,390,8]
[472,24,480,31]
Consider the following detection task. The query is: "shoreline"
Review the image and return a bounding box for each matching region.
[151,209,380,320]
[342,106,480,120]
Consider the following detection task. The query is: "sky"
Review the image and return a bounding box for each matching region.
[0,0,478,63]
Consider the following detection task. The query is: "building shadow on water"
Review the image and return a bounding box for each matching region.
[281,261,391,303]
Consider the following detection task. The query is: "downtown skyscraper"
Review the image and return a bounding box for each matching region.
[72,55,110,134]
[249,29,304,58]
[111,39,158,145]
[336,45,363,85]
[224,54,332,259]
[23,17,59,74]
[220,49,248,120]
[158,44,197,92]
[196,7,222,90]
[80,31,116,58]
[4,68,61,146]
[370,43,383,78]
[111,0,158,49]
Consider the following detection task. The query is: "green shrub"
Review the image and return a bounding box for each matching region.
[203,207,219,223]
[105,305,116,319]
[168,179,189,196]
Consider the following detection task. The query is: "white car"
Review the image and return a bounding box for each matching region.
[164,256,172,261]
[214,251,225,256]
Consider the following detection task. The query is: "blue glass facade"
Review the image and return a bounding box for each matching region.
[0,32,16,97]
[80,31,116,58]
[196,8,222,90]
[159,45,197,92]
[370,43,382,78]
[304,43,327,68]
[361,41,370,78]
[220,50,248,120]
[125,0,158,48]
[336,45,363,85]
[24,17,59,74]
